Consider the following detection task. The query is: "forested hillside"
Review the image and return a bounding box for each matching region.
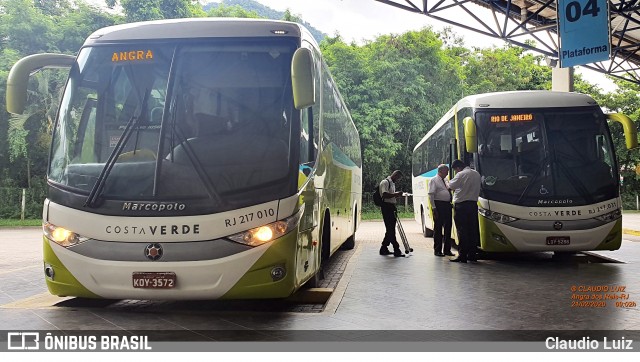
[203,0,326,43]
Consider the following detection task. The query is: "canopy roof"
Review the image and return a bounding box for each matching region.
[376,0,640,84]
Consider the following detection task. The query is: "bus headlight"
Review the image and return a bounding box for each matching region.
[594,209,621,223]
[43,222,88,247]
[228,209,303,247]
[478,207,518,224]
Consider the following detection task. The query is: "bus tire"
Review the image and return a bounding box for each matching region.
[304,212,331,288]
[341,206,357,250]
[341,234,355,250]
[553,251,577,261]
[304,266,324,288]
[421,208,434,238]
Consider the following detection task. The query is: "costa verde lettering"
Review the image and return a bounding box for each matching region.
[528,209,581,217]
[105,224,200,235]
[527,201,618,218]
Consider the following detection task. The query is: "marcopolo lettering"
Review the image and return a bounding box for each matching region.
[122,202,186,212]
[537,199,574,205]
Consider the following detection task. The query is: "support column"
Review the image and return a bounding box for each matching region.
[552,66,574,92]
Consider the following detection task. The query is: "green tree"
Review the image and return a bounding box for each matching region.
[56,1,123,52]
[322,29,460,192]
[282,9,301,22]
[206,3,260,18]
[0,0,119,188]
[106,0,203,22]
[595,78,640,208]
[0,0,59,55]
[462,45,551,95]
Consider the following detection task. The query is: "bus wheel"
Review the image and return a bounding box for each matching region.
[341,234,355,250]
[341,207,357,250]
[304,266,324,288]
[421,209,434,238]
[553,251,577,261]
[304,214,330,288]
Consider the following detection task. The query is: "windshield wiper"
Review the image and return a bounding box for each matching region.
[164,120,223,205]
[555,159,594,204]
[545,129,594,203]
[515,154,550,204]
[84,91,150,208]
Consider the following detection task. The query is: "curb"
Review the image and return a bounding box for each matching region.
[623,228,640,236]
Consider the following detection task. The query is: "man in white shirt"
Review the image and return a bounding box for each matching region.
[379,170,405,257]
[448,159,481,263]
[427,164,453,257]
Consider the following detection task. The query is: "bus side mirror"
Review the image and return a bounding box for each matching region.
[291,48,316,110]
[607,113,639,150]
[463,116,477,153]
[6,53,75,115]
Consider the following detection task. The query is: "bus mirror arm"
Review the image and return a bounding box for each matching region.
[301,162,314,177]
[6,53,75,114]
[606,113,639,150]
[463,116,477,153]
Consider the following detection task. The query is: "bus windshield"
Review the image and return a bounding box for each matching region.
[49,39,297,211]
[476,108,617,206]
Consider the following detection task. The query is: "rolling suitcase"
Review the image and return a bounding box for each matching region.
[395,210,413,256]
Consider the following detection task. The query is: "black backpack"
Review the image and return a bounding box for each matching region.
[373,179,389,207]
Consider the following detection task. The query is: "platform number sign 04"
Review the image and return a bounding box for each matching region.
[564,0,600,22]
[557,0,610,68]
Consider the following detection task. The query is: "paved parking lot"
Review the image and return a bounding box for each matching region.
[1,218,639,344]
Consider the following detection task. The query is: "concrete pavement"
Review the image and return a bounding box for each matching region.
[1,215,639,348]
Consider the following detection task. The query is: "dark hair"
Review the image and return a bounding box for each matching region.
[391,170,403,177]
[451,159,466,169]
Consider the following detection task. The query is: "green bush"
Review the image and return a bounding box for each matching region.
[362,196,414,220]
[0,179,47,219]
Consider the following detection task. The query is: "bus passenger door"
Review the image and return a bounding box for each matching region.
[448,138,457,172]
[297,104,320,283]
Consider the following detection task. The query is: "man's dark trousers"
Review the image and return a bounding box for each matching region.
[453,201,479,260]
[433,200,452,254]
[381,203,400,251]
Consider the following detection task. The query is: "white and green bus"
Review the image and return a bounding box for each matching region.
[412,91,637,253]
[6,18,362,299]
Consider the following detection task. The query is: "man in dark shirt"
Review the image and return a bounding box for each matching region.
[448,160,481,263]
[379,170,405,257]
[428,164,453,257]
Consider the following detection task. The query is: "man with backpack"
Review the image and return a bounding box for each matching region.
[376,170,405,257]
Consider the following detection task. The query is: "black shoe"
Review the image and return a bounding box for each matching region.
[467,254,478,262]
[380,247,393,256]
[450,257,467,263]
[394,251,405,257]
[434,251,445,257]
[444,251,455,256]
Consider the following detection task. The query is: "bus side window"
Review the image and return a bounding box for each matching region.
[312,46,321,162]
[594,134,612,177]
[596,135,610,165]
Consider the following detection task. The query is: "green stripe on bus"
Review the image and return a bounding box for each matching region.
[221,232,300,299]
[43,238,101,298]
